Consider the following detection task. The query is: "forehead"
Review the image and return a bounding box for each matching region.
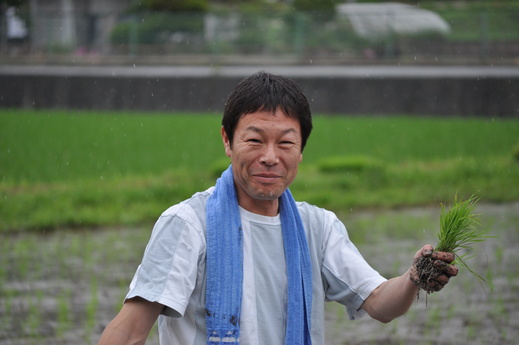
[236,109,301,133]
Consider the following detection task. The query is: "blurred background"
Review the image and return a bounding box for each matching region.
[1,0,518,66]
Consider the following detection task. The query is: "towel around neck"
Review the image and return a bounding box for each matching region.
[205,165,313,345]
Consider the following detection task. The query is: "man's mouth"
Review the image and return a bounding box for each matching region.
[253,173,281,184]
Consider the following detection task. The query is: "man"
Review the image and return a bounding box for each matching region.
[97,71,457,345]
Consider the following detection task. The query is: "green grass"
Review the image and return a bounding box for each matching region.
[1,109,519,232]
[0,109,223,183]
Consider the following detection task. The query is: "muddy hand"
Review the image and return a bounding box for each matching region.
[430,251,459,290]
[409,245,459,292]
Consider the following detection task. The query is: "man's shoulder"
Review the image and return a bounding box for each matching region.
[295,201,339,227]
[160,186,214,218]
[296,200,328,216]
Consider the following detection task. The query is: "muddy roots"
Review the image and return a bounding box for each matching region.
[412,255,445,294]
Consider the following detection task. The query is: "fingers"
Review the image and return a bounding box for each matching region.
[427,278,446,292]
[431,251,456,263]
[414,244,434,260]
[422,244,434,257]
[435,274,450,285]
[432,259,458,275]
[442,264,458,277]
[418,245,455,263]
[429,258,459,291]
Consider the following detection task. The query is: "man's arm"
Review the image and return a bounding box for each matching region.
[362,244,457,323]
[97,297,163,345]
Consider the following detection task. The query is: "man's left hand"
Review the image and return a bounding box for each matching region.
[409,244,459,292]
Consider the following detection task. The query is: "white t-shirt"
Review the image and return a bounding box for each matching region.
[126,187,386,345]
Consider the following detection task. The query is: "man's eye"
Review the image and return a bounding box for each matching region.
[247,139,261,143]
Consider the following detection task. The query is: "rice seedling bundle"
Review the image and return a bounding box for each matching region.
[414,194,491,293]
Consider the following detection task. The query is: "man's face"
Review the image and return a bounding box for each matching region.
[222,109,303,216]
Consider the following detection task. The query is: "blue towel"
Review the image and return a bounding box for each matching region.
[205,165,312,345]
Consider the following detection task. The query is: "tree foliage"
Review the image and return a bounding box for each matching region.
[0,0,26,6]
[131,0,209,12]
[293,0,341,12]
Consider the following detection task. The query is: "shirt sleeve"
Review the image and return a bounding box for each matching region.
[125,204,205,318]
[321,214,387,320]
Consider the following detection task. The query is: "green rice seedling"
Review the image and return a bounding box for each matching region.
[56,288,72,338]
[414,194,493,293]
[425,305,442,331]
[485,267,495,292]
[85,276,99,340]
[500,327,508,342]
[491,295,508,324]
[466,310,484,342]
[494,246,504,266]
[25,291,43,338]
[1,288,15,336]
[466,324,476,341]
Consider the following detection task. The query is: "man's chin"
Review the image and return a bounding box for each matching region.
[255,190,282,200]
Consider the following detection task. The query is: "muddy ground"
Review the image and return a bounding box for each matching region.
[1,202,518,345]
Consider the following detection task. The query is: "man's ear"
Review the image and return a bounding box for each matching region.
[221,126,232,158]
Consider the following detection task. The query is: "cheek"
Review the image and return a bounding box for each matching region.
[289,152,303,166]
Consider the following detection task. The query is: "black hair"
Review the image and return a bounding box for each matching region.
[222,71,313,151]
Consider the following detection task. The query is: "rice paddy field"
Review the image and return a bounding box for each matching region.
[1,110,519,344]
[1,202,517,345]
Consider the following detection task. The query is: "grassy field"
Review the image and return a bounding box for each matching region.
[1,109,518,232]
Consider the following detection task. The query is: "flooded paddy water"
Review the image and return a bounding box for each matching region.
[1,202,518,345]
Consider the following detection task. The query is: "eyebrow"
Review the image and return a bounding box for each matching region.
[245,126,298,135]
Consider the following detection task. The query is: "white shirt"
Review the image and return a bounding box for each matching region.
[126,187,386,344]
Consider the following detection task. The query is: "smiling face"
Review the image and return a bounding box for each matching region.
[222,109,303,216]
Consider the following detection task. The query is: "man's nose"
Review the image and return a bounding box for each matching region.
[260,144,279,166]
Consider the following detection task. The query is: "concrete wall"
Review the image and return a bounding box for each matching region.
[1,65,518,116]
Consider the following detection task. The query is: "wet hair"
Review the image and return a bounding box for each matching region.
[222,71,313,151]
